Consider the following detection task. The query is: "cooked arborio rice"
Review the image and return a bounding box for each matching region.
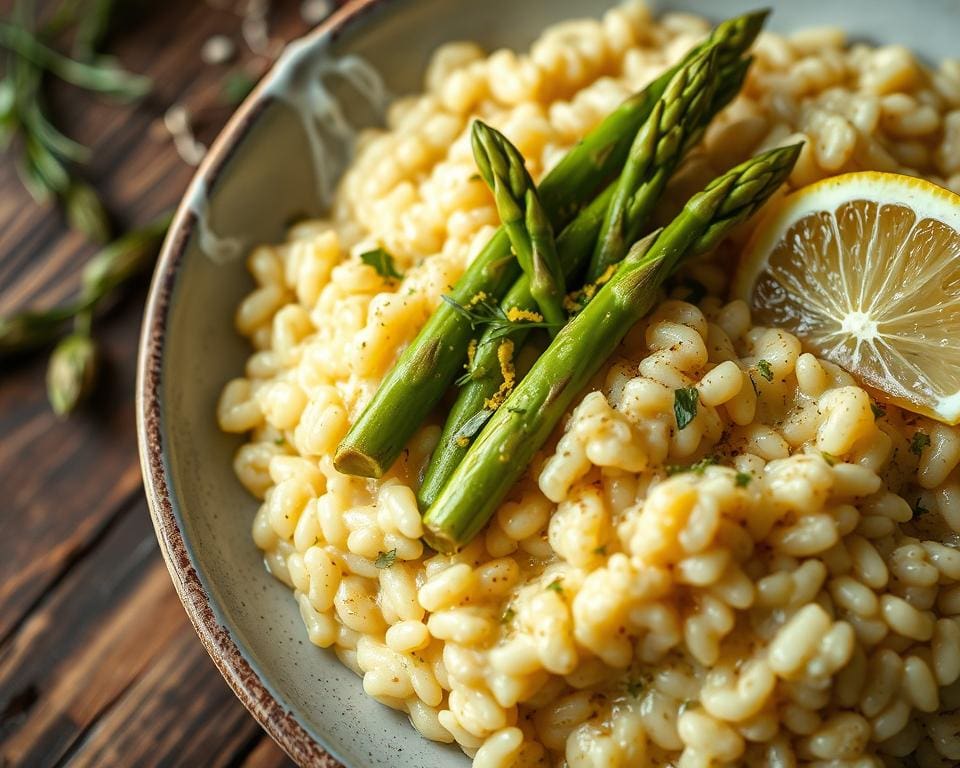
[217,3,960,765]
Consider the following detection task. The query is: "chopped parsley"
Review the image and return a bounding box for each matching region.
[871,403,886,419]
[500,607,516,625]
[821,452,838,467]
[667,456,717,476]
[673,386,700,430]
[593,545,607,556]
[756,359,774,382]
[911,431,931,457]
[546,579,564,594]
[273,436,286,446]
[374,549,398,569]
[624,678,646,698]
[360,247,404,279]
[735,471,752,488]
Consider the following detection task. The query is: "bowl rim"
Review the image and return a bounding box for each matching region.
[135,1,387,765]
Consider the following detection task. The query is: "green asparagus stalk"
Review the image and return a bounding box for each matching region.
[0,211,171,361]
[422,143,803,552]
[417,48,720,509]
[418,186,615,506]
[0,22,151,100]
[471,121,567,329]
[587,48,717,280]
[334,10,770,478]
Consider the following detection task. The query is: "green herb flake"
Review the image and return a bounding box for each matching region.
[374,549,398,569]
[678,699,696,716]
[911,431,931,457]
[871,403,886,420]
[625,678,645,699]
[734,472,752,488]
[691,456,717,474]
[273,436,286,446]
[673,387,699,430]
[914,499,930,518]
[593,545,607,556]
[756,359,773,382]
[546,579,564,594]
[507,406,526,414]
[500,607,516,625]
[360,247,404,280]
[666,456,717,477]
[821,452,838,467]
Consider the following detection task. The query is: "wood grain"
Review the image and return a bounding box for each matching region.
[0,1,346,765]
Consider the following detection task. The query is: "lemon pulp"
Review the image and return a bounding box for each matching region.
[735,172,960,424]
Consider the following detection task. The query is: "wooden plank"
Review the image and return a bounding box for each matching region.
[239,736,297,768]
[0,502,180,765]
[0,273,148,644]
[0,2,342,764]
[61,626,283,768]
[0,0,306,645]
[0,497,293,767]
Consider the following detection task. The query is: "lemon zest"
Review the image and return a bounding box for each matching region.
[505,306,543,323]
[483,339,515,411]
[466,338,478,369]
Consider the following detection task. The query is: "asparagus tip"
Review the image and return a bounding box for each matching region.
[47,332,97,417]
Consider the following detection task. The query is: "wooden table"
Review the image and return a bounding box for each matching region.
[0,3,340,765]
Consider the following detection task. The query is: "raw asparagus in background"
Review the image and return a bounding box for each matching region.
[0,213,172,414]
[417,47,720,508]
[0,10,151,242]
[334,10,770,479]
[422,143,804,552]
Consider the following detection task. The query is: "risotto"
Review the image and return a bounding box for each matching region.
[217,3,960,766]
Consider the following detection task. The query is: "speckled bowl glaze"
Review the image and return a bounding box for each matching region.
[137,0,960,765]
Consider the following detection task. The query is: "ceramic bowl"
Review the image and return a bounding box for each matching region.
[136,0,960,765]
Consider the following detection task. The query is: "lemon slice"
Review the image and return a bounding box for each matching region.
[733,171,960,424]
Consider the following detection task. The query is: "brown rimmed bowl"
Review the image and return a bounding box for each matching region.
[136,0,960,764]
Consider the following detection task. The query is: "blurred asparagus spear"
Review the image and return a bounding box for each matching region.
[0,1,151,241]
[2,212,172,413]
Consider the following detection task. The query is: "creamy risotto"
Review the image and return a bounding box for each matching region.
[217,3,960,766]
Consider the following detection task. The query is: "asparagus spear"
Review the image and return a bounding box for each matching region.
[334,11,769,478]
[471,120,567,329]
[417,48,719,509]
[422,143,803,552]
[587,48,718,280]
